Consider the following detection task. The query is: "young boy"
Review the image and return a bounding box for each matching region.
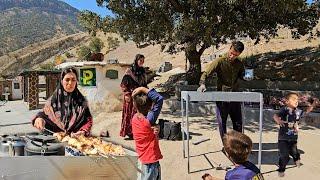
[131,87,164,180]
[273,92,316,177]
[223,130,264,180]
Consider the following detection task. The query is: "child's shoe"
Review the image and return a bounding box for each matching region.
[295,160,301,168]
[278,171,285,177]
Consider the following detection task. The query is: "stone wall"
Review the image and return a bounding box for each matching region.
[46,74,60,99]
[23,77,29,102]
[27,72,39,110]
[240,80,320,91]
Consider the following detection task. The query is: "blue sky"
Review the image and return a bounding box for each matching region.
[62,0,316,17]
[61,0,113,17]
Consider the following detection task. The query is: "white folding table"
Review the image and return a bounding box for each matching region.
[181,91,263,173]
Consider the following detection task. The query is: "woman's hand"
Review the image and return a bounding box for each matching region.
[71,130,86,137]
[34,118,46,130]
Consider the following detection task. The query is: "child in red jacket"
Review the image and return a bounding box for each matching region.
[132,87,163,180]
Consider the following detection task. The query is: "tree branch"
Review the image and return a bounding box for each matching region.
[199,43,209,55]
[96,0,104,7]
[167,0,184,13]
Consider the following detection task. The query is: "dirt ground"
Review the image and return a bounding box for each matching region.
[90,101,320,180]
[1,100,320,179]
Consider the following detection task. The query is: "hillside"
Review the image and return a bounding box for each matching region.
[102,30,320,70]
[0,33,89,78]
[0,0,83,56]
[96,26,320,83]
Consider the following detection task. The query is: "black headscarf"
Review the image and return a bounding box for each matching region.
[122,54,147,87]
[130,54,146,76]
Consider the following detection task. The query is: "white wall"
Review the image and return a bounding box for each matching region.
[76,65,127,103]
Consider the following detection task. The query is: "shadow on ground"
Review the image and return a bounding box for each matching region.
[249,142,305,166]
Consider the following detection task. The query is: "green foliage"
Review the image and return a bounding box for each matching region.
[39,62,56,70]
[89,37,104,53]
[77,46,92,61]
[78,10,101,36]
[0,0,83,56]
[77,37,105,61]
[101,16,117,33]
[64,51,72,58]
[97,0,319,49]
[239,54,256,68]
[107,37,120,51]
[95,0,319,84]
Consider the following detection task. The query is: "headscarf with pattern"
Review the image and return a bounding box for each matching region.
[39,67,91,132]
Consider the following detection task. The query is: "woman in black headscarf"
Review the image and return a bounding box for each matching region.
[120,54,148,139]
[31,67,93,136]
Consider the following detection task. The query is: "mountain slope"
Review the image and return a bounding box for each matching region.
[0,0,83,56]
[0,32,89,78]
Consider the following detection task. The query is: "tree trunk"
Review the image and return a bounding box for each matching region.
[185,47,201,85]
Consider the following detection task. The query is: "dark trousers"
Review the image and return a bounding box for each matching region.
[216,101,242,137]
[278,140,300,172]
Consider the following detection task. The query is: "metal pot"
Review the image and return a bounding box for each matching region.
[0,135,25,156]
[25,134,65,156]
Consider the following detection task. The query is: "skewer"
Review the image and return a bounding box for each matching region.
[43,127,55,135]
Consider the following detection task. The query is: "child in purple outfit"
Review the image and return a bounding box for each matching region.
[201,131,264,180]
[223,130,264,180]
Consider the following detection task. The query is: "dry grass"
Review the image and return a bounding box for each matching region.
[98,27,320,71]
